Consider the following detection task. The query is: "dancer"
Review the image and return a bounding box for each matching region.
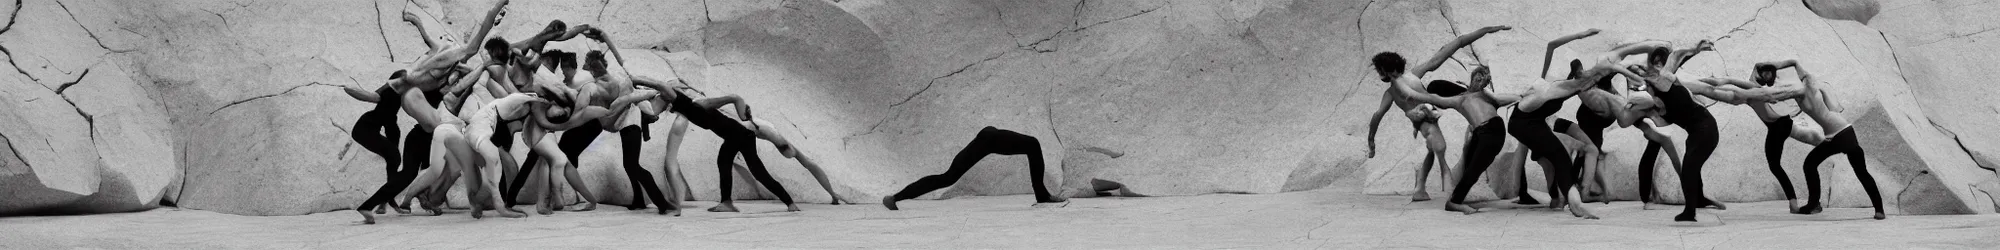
[1624,46,1733,222]
[530,52,678,215]
[1379,61,1518,215]
[883,126,1064,210]
[652,87,855,205]
[345,72,410,224]
[1698,61,1882,219]
[1364,25,1511,202]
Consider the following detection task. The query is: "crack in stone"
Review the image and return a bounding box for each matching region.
[1,0,33,82]
[888,52,1006,108]
[55,0,133,53]
[374,0,394,62]
[1071,4,1163,34]
[596,0,611,22]
[1714,0,1780,43]
[1434,0,1478,63]
[1908,26,2000,47]
[208,82,343,115]
[50,68,96,139]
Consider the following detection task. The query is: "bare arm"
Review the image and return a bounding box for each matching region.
[579,28,629,65]
[694,94,753,121]
[1364,91,1394,158]
[533,106,613,130]
[1608,40,1671,58]
[1663,40,1713,74]
[1698,77,1760,89]
[1387,80,1463,109]
[344,85,385,103]
[1636,124,1686,172]
[1542,29,1601,78]
[1413,26,1512,77]
[416,0,509,70]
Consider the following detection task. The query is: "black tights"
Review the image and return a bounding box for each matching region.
[716,129,795,205]
[1670,119,1720,220]
[1511,116,1576,200]
[1801,127,1883,214]
[361,128,431,210]
[1450,118,1508,204]
[353,111,402,211]
[891,127,1054,202]
[1764,116,1799,200]
[620,126,672,209]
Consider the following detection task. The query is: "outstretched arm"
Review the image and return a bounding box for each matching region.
[694,94,754,121]
[1608,40,1671,58]
[579,28,629,65]
[511,24,593,51]
[1413,26,1512,78]
[416,0,509,70]
[1542,29,1601,79]
[344,85,386,103]
[1364,91,1394,158]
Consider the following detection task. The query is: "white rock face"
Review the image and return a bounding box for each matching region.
[2,0,1992,216]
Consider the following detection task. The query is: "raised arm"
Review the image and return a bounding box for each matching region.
[579,28,629,65]
[1413,26,1512,77]
[1697,77,1759,89]
[415,0,509,70]
[1663,40,1713,74]
[1542,29,1601,78]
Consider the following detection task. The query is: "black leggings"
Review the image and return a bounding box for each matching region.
[891,127,1054,202]
[1450,118,1508,204]
[1764,116,1800,200]
[716,128,795,205]
[361,128,433,210]
[620,126,672,209]
[1658,118,1719,219]
[505,121,605,206]
[353,111,402,211]
[1511,114,1576,199]
[1802,127,1883,213]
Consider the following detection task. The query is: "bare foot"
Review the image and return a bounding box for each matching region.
[1567,203,1599,219]
[1787,199,1802,213]
[661,208,682,216]
[506,206,527,214]
[1445,203,1479,215]
[471,210,485,219]
[785,204,801,212]
[357,210,377,225]
[1412,192,1432,202]
[708,202,740,212]
[391,203,410,215]
[1793,203,1823,215]
[1874,212,1886,220]
[374,205,387,215]
[576,202,598,212]
[538,204,554,215]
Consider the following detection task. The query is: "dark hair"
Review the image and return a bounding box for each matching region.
[584,51,609,77]
[541,50,567,73]
[1754,64,1779,86]
[484,38,512,63]
[1427,80,1467,97]
[1647,47,1671,66]
[389,69,407,80]
[1565,59,1583,80]
[559,51,579,72]
[543,20,568,36]
[1370,52,1406,75]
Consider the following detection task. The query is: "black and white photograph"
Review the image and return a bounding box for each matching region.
[3,0,1998,248]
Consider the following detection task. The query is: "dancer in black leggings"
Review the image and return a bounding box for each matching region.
[1626,48,1725,222]
[1697,60,1882,219]
[346,72,406,223]
[1377,49,1528,214]
[882,126,1059,210]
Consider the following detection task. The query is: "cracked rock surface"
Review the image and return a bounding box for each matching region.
[3,0,1997,216]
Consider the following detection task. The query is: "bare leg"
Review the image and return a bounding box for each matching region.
[536,138,596,211]
[793,154,851,204]
[1565,187,1599,219]
[1415,124,1450,202]
[442,132,522,218]
[662,117,696,202]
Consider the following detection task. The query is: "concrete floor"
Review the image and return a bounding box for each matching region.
[4,187,1997,249]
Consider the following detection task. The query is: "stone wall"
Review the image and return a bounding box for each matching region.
[1,0,1993,216]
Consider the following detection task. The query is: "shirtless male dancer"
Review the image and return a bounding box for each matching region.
[1364,25,1511,202]
[1697,60,1883,219]
[346,1,506,223]
[1381,62,1521,215]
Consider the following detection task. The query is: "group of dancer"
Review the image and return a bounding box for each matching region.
[1366,26,1884,222]
[345,0,1143,224]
